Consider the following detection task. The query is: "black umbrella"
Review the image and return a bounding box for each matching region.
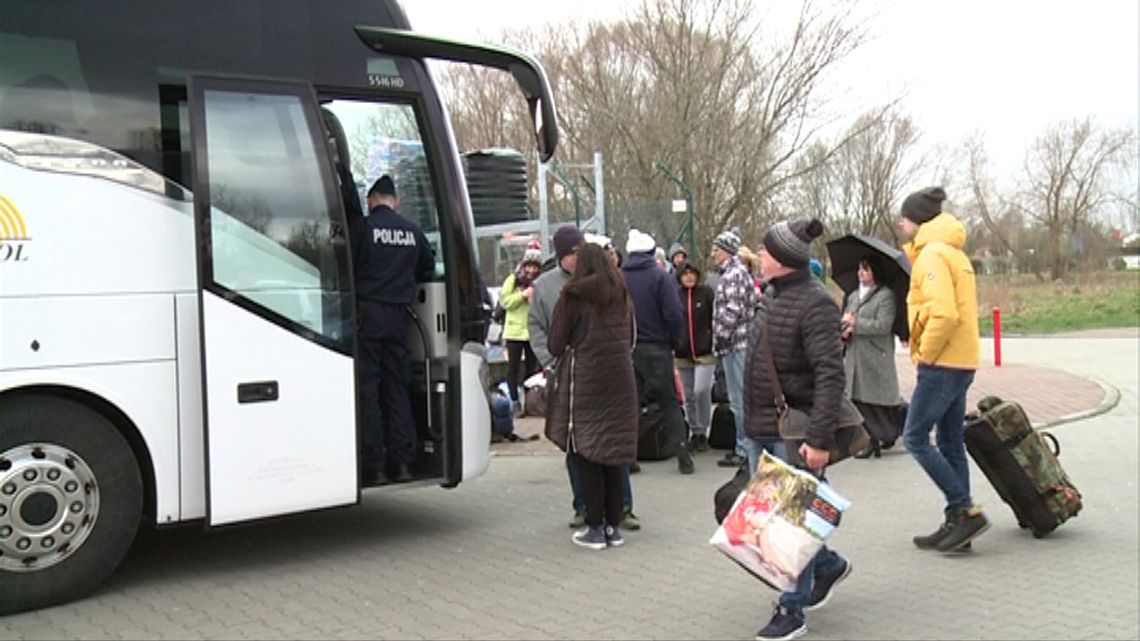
[825,233,911,341]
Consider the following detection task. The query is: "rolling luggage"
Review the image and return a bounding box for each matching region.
[708,403,736,450]
[964,395,1082,538]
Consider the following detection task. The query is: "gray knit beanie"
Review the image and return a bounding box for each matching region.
[762,218,824,269]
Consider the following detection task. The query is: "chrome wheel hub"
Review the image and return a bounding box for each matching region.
[0,443,99,572]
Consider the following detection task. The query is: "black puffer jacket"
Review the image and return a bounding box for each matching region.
[743,269,845,449]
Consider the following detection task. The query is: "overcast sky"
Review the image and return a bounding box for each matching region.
[403,0,1139,190]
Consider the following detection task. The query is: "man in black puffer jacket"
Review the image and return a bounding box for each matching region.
[744,218,851,641]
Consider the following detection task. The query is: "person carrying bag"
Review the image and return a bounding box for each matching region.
[739,217,855,641]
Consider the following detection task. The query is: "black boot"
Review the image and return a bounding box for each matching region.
[854,440,881,459]
[936,506,990,551]
[678,443,695,474]
[913,513,954,550]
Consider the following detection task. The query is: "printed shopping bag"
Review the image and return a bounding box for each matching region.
[709,451,851,591]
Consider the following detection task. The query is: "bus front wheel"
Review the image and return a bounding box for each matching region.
[0,395,143,615]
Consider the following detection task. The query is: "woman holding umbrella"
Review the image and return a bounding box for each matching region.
[840,255,902,458]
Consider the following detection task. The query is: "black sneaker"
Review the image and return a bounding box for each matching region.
[756,606,806,641]
[937,506,990,552]
[629,462,642,474]
[717,453,745,468]
[805,558,851,611]
[571,526,607,550]
[604,525,624,547]
[678,455,695,475]
[913,518,953,550]
[393,464,414,483]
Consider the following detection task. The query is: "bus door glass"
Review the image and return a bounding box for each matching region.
[321,98,450,481]
[188,76,357,526]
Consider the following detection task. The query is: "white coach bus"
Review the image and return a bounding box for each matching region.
[0,0,558,613]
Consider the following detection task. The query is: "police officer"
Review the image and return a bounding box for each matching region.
[350,175,435,485]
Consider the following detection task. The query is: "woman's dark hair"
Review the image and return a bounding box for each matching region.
[859,255,885,285]
[564,243,628,315]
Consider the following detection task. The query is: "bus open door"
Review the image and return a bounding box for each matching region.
[188,76,359,526]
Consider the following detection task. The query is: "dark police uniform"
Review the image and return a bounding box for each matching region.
[349,202,435,478]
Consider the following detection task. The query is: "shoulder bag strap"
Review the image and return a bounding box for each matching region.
[761,321,787,414]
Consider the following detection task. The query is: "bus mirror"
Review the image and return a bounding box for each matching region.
[355,26,559,162]
[508,63,557,163]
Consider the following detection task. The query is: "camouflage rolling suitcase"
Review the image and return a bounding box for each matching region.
[964,396,1082,538]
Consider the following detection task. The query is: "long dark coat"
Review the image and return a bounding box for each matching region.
[544,292,638,466]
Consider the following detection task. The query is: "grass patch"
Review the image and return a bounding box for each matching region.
[976,270,1140,335]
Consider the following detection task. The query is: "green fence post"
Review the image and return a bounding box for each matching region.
[655,162,694,255]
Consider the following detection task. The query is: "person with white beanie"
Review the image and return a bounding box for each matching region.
[622,229,693,474]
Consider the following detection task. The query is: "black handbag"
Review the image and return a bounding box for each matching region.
[760,322,869,466]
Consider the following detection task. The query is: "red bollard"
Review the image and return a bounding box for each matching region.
[992,307,1002,367]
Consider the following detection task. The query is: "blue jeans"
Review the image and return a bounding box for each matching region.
[719,350,747,457]
[568,450,632,513]
[745,438,844,615]
[903,364,976,513]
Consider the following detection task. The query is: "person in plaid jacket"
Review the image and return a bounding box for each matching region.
[711,228,759,468]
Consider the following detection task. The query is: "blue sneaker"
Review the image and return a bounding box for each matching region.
[756,606,806,641]
[571,526,606,550]
[604,525,624,547]
[805,558,851,611]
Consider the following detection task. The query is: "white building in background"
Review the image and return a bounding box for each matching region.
[1120,232,1140,270]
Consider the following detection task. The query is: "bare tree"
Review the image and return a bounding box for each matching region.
[437,0,878,261]
[786,106,919,243]
[959,134,1044,280]
[1021,117,1136,280]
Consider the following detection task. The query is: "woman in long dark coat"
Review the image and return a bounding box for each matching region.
[545,243,639,549]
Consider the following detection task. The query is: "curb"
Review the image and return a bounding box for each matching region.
[1034,376,1121,430]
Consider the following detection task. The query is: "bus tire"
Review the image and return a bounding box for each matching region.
[0,394,143,615]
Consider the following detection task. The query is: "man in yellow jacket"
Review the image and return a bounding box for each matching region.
[899,186,989,553]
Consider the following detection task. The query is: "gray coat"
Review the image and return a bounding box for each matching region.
[842,286,900,406]
[527,265,571,368]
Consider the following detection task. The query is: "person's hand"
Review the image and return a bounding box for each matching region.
[799,443,830,471]
[841,312,855,327]
[523,286,535,302]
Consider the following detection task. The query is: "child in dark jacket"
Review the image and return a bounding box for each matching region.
[674,262,716,451]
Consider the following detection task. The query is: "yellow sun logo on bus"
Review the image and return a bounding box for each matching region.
[0,194,31,263]
[0,194,29,240]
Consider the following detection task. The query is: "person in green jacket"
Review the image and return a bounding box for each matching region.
[500,247,544,414]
